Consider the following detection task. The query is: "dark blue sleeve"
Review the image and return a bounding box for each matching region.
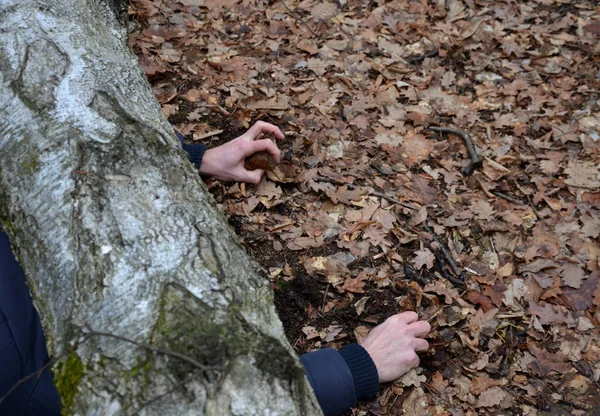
[0,229,60,415]
[300,344,378,416]
[177,134,207,169]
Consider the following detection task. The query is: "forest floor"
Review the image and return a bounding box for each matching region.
[129,0,600,414]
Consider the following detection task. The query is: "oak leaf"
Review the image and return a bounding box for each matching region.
[412,248,435,270]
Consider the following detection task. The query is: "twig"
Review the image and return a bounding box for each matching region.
[130,371,202,416]
[428,126,483,176]
[405,49,439,65]
[526,195,541,221]
[193,129,223,141]
[279,0,318,37]
[84,325,221,372]
[424,224,465,282]
[404,263,428,286]
[370,162,388,175]
[492,191,526,206]
[321,283,330,314]
[434,251,465,287]
[0,334,92,405]
[314,175,419,210]
[207,104,230,116]
[370,190,419,210]
[1,326,222,407]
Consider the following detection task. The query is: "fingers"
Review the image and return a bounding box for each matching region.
[413,338,429,352]
[391,311,419,325]
[248,121,285,140]
[407,320,431,338]
[247,139,281,163]
[411,353,420,368]
[243,169,264,185]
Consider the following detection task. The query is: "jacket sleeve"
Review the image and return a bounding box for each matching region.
[177,134,207,169]
[300,344,379,416]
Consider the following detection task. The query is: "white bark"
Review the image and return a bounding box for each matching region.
[0,0,320,414]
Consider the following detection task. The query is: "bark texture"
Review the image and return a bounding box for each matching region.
[0,0,321,414]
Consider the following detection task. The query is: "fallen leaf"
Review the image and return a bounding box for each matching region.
[402,387,429,415]
[409,206,428,226]
[471,375,505,395]
[255,178,282,200]
[502,278,528,310]
[527,344,571,376]
[528,302,576,326]
[430,371,448,392]
[564,161,600,189]
[476,386,514,409]
[302,326,319,340]
[398,368,426,387]
[354,297,370,315]
[412,248,435,270]
[561,263,586,289]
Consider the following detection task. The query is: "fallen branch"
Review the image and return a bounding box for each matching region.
[405,49,439,65]
[424,224,466,283]
[434,251,465,287]
[429,126,483,176]
[492,191,526,206]
[404,263,428,286]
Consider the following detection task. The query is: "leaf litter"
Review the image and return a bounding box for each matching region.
[129,0,600,414]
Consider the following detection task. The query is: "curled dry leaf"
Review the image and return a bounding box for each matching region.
[245,151,276,171]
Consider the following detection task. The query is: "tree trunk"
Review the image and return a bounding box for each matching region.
[0,0,320,414]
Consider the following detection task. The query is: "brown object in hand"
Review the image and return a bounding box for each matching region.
[245,151,276,171]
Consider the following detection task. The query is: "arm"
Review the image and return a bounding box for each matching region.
[300,344,378,416]
[300,312,431,416]
[178,121,283,184]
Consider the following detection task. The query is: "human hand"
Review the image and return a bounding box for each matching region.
[199,121,284,184]
[361,311,431,383]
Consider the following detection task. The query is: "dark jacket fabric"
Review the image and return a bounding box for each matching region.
[0,230,60,416]
[0,138,378,415]
[301,345,378,416]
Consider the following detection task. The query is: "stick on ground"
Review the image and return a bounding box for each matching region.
[424,224,466,283]
[429,126,483,176]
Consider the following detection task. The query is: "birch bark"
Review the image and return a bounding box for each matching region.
[0,0,320,414]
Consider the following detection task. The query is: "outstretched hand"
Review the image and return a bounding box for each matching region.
[199,121,284,184]
[361,311,431,383]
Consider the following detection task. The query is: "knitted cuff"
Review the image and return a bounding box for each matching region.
[339,343,379,401]
[177,134,207,169]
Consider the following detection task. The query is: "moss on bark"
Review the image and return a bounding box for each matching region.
[54,351,85,416]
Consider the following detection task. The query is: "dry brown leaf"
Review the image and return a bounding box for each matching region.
[409,206,428,226]
[476,387,515,409]
[561,263,586,289]
[255,178,282,200]
[528,302,576,326]
[564,161,600,189]
[412,248,435,270]
[402,387,430,416]
[429,371,448,392]
[399,133,435,166]
[398,368,426,387]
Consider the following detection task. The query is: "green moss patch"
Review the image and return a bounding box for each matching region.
[54,351,84,416]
